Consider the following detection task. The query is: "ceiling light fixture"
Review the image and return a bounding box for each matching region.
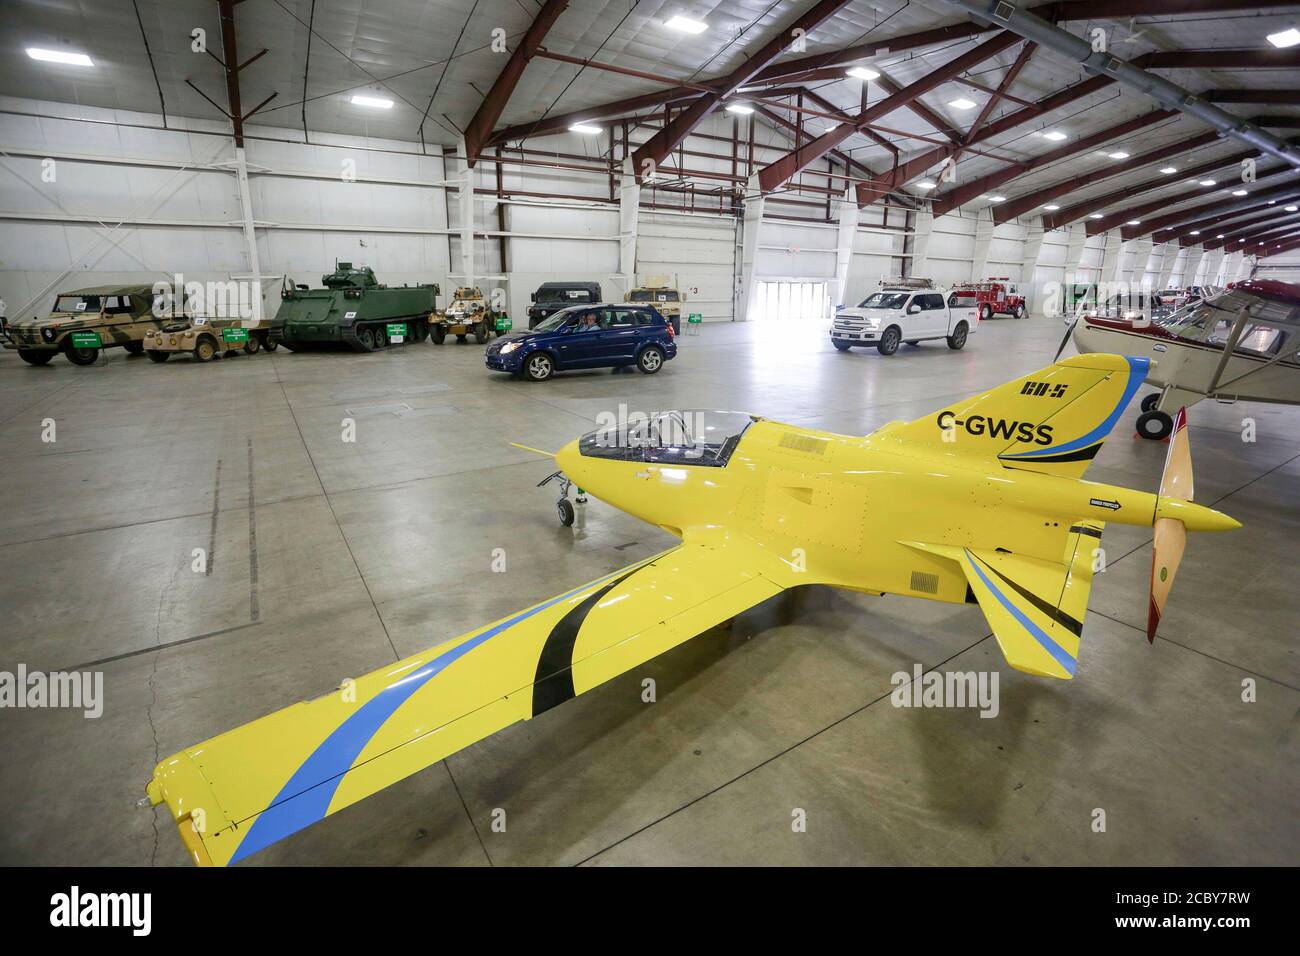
[915,181,937,190]
[1090,213,1105,219]
[569,123,602,134]
[1232,189,1248,196]
[1216,234,1225,239]
[1199,179,1216,186]
[1108,151,1130,160]
[26,47,93,66]
[1043,204,1060,210]
[1038,130,1068,141]
[948,98,977,110]
[1266,27,1300,48]
[350,94,393,109]
[986,195,1006,202]
[665,15,708,34]
[847,66,879,81]
[1160,166,1177,174]
[1286,205,1299,212]
[1127,220,1141,225]
[725,104,754,115]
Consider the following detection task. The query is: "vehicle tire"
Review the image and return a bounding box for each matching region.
[431,325,446,345]
[1136,409,1173,441]
[557,498,575,527]
[65,343,99,366]
[1140,393,1160,413]
[946,322,969,351]
[524,352,554,382]
[123,341,145,355]
[979,304,993,322]
[474,322,489,345]
[146,350,169,363]
[193,336,217,362]
[243,336,261,355]
[413,320,429,343]
[637,345,665,374]
[1013,303,1026,320]
[358,326,376,351]
[833,340,852,352]
[877,326,901,356]
[17,349,54,366]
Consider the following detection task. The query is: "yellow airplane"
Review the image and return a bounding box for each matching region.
[147,353,1238,866]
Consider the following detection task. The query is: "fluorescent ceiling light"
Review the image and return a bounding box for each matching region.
[26,47,93,66]
[1198,179,1216,186]
[665,15,708,34]
[986,195,1006,202]
[725,104,754,114]
[1190,230,1200,235]
[1127,220,1141,225]
[948,97,977,110]
[1216,234,1225,239]
[1108,151,1130,160]
[1042,204,1060,210]
[569,123,601,134]
[1232,189,1248,196]
[1239,238,1246,242]
[350,95,393,109]
[1089,213,1104,219]
[1266,27,1300,48]
[1286,205,1299,212]
[1038,130,1068,141]
[915,181,937,190]
[847,66,880,81]
[1159,166,1177,174]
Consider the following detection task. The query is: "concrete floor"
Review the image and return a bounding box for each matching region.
[0,318,1296,866]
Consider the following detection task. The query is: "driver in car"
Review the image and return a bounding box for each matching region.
[577,312,603,332]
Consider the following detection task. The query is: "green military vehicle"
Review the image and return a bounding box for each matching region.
[2,285,170,366]
[272,263,439,352]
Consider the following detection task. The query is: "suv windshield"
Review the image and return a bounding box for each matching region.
[630,290,679,302]
[579,410,755,467]
[53,294,134,314]
[538,288,593,303]
[857,292,909,309]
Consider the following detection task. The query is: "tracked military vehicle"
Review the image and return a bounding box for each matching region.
[272,263,438,352]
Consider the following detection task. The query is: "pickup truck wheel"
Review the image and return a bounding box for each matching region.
[146,350,170,363]
[946,322,969,350]
[833,340,852,352]
[877,326,901,356]
[17,349,54,366]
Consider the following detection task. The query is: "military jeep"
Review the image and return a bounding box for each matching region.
[2,285,171,366]
[143,317,278,363]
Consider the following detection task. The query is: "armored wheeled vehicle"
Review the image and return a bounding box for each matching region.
[1,285,171,366]
[272,263,439,352]
[142,317,278,362]
[431,286,503,344]
[626,276,685,335]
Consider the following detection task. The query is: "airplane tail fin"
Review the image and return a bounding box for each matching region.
[880,354,1150,478]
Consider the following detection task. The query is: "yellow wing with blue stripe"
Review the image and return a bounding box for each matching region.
[148,536,788,866]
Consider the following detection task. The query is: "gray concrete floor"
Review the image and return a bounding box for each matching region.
[0,318,1296,866]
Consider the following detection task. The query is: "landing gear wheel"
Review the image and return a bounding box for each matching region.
[946,322,969,351]
[525,352,554,382]
[833,340,852,351]
[431,325,446,345]
[1140,393,1160,413]
[65,344,99,366]
[557,498,575,527]
[358,327,376,351]
[474,322,489,345]
[877,326,901,356]
[637,345,664,374]
[123,341,145,355]
[193,337,217,362]
[17,349,54,366]
[146,350,169,363]
[1136,409,1173,441]
[243,336,261,355]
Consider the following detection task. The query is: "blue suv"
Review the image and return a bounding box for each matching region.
[485,304,677,381]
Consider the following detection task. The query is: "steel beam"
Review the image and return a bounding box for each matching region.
[932,109,1176,216]
[1172,202,1298,245]
[996,130,1220,223]
[1207,213,1300,249]
[875,71,963,145]
[964,40,1035,145]
[463,0,569,165]
[760,31,1020,194]
[630,0,854,182]
[1090,168,1300,238]
[1125,177,1300,240]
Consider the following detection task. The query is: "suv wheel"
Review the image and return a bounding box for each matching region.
[65,343,99,366]
[18,349,54,366]
[947,322,969,350]
[637,345,664,374]
[525,352,554,381]
[877,326,901,356]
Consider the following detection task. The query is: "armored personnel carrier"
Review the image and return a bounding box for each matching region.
[272,263,438,352]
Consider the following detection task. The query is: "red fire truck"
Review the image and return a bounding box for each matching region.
[952,278,1027,320]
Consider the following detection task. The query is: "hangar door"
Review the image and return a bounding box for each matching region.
[636,212,735,322]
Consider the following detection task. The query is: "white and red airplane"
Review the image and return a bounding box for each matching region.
[1063,279,1300,440]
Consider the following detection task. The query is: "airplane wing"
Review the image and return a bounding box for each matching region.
[906,521,1102,680]
[148,534,789,866]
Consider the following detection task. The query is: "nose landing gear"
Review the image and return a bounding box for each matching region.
[538,470,582,526]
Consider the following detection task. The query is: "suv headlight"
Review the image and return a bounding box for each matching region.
[41,327,56,342]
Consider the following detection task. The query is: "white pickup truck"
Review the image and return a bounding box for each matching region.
[831,287,979,356]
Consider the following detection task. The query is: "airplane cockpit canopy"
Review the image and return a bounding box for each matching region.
[579,410,755,467]
[1156,280,1300,356]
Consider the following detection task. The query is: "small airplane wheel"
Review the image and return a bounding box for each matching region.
[557,498,575,526]
[1136,409,1173,441]
[1140,393,1160,413]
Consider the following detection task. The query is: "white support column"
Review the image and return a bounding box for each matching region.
[1099,231,1125,286]
[1216,250,1241,285]
[1236,254,1255,280]
[1159,243,1184,289]
[1020,224,1046,315]
[1194,247,1222,285]
[456,138,474,289]
[618,157,639,295]
[1062,223,1088,283]
[233,146,263,322]
[910,209,934,277]
[832,186,859,307]
[737,174,764,323]
[1141,241,1164,291]
[970,215,995,281]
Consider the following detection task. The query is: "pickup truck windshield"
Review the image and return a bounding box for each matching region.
[856,292,909,309]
